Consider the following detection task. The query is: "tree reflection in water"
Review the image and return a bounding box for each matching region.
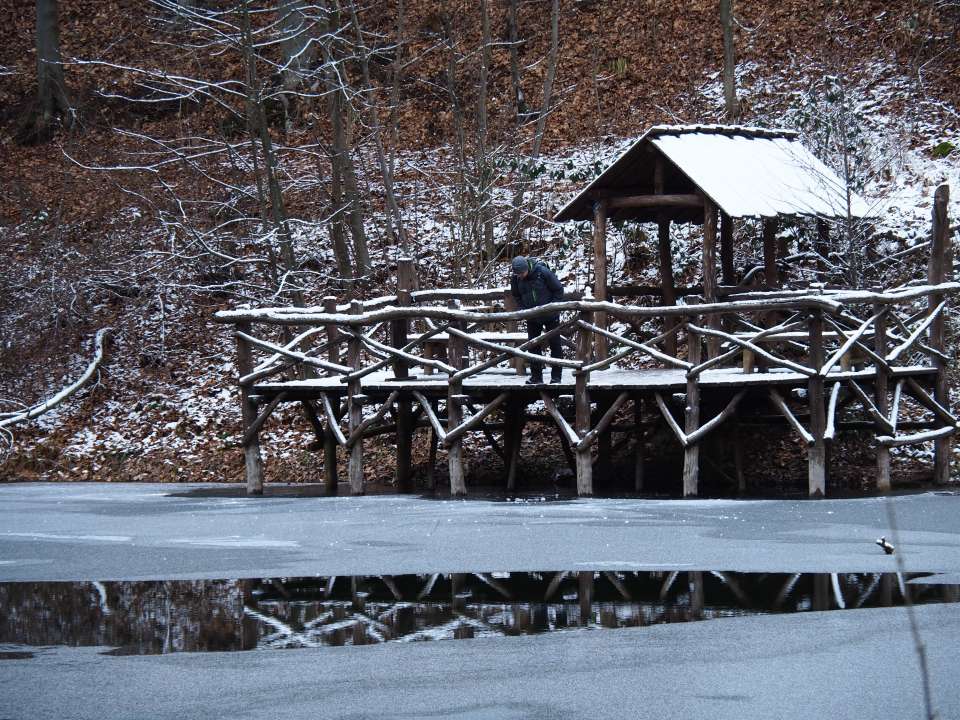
[0,571,955,655]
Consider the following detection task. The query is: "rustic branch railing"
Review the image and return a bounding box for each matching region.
[216,275,959,498]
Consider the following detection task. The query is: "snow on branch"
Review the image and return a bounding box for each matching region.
[0,328,111,431]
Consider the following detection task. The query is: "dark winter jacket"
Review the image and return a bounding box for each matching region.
[510,259,564,317]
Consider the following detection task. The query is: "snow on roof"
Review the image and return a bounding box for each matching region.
[553,125,871,223]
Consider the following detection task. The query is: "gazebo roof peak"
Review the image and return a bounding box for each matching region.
[554,124,869,224]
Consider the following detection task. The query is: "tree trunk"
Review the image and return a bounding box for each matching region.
[720,0,740,122]
[348,0,408,254]
[31,0,71,141]
[506,0,559,246]
[279,0,315,91]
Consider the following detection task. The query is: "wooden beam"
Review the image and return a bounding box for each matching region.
[769,387,814,445]
[685,390,746,446]
[241,391,287,447]
[345,391,400,447]
[654,392,687,447]
[319,393,347,446]
[824,382,841,442]
[577,392,629,451]
[540,392,580,447]
[593,200,609,360]
[762,218,779,288]
[412,391,446,442]
[444,392,509,446]
[878,426,956,447]
[720,211,735,285]
[658,214,678,357]
[606,193,704,210]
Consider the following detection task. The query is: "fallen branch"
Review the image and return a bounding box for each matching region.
[0,328,110,430]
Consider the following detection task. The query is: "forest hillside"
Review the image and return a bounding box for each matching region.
[1,0,958,487]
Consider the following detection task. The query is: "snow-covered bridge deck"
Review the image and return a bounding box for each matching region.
[254,365,938,400]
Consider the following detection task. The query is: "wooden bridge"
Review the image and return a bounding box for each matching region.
[214,129,955,498]
[215,262,958,498]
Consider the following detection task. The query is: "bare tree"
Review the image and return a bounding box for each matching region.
[720,0,741,122]
[21,0,72,143]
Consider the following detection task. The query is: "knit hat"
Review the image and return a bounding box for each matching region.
[511,256,529,275]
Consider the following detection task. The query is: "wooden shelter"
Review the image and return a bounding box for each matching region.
[554,124,871,357]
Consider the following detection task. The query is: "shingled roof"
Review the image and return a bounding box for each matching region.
[554,125,871,223]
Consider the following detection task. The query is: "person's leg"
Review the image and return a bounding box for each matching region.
[545,317,563,382]
[527,318,544,381]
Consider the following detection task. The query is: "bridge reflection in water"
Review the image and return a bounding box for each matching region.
[1,571,957,655]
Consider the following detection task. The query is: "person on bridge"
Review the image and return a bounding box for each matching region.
[510,256,565,384]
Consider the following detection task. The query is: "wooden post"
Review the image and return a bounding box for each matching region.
[504,396,525,491]
[633,396,644,493]
[702,198,720,359]
[447,300,467,496]
[426,426,438,491]
[720,211,735,285]
[762,218,779,288]
[874,302,891,492]
[929,184,952,485]
[682,317,701,497]
[815,218,830,274]
[658,216,678,357]
[322,296,339,495]
[655,157,678,358]
[594,395,613,485]
[733,421,746,494]
[394,258,415,492]
[347,300,365,495]
[578,571,593,626]
[503,290,524,375]
[689,571,704,619]
[235,323,264,495]
[575,308,593,496]
[808,309,827,497]
[592,199,608,360]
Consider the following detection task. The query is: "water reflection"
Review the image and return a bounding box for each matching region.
[0,571,955,655]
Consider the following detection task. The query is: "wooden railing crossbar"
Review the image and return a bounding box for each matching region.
[820,308,885,377]
[344,328,457,375]
[688,323,815,377]
[576,320,691,371]
[846,380,895,433]
[346,391,400,447]
[320,392,348,447]
[689,320,806,378]
[342,323,451,383]
[444,393,510,446]
[235,330,351,375]
[886,300,945,362]
[822,314,892,373]
[451,319,577,382]
[447,326,580,370]
[824,382,842,441]
[250,327,326,375]
[768,388,814,444]
[905,377,959,427]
